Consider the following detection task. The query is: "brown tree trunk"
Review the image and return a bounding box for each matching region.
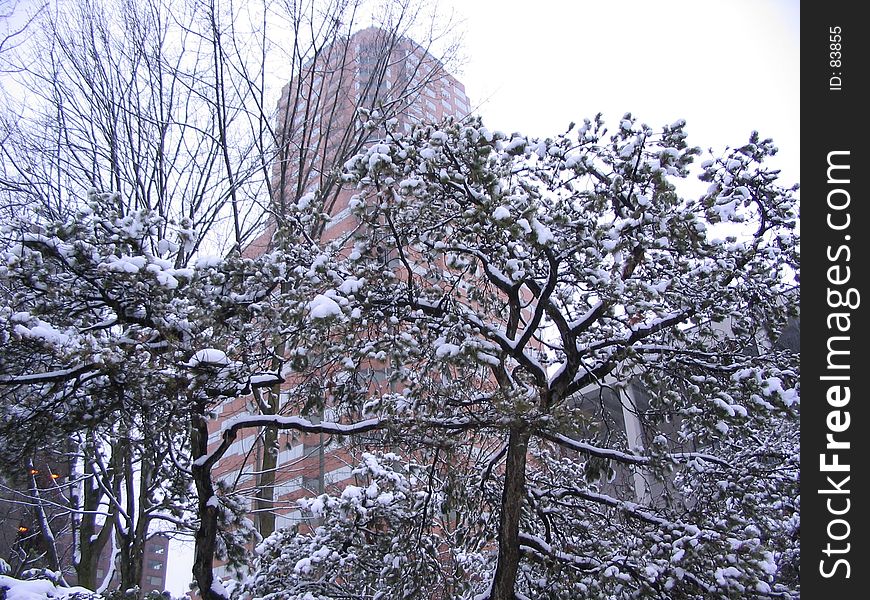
[75,452,113,590]
[490,426,530,600]
[255,384,280,538]
[256,425,278,537]
[190,413,225,600]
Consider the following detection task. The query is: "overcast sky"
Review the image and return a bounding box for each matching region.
[447,0,800,189]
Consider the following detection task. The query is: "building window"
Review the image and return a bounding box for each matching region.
[302,475,322,491]
[303,439,322,455]
[324,465,353,485]
[148,560,163,570]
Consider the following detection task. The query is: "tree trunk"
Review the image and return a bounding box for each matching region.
[74,452,112,590]
[255,333,287,540]
[117,531,144,596]
[110,432,145,597]
[75,496,98,590]
[255,384,280,538]
[191,413,225,600]
[256,425,278,537]
[490,426,530,600]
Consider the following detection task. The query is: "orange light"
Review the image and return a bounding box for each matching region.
[50,473,61,480]
[29,468,39,475]
[18,526,29,534]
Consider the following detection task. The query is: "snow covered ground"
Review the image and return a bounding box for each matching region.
[0,574,99,600]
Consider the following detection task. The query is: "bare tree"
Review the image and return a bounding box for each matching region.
[0,1,45,61]
[189,0,461,541]
[1,0,461,594]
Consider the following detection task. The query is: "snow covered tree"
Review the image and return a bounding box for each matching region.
[238,115,799,599]
[0,188,431,598]
[0,184,304,593]
[0,192,208,589]
[2,4,798,595]
[1,0,461,593]
[238,451,483,600]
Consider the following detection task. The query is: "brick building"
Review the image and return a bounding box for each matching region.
[208,26,469,580]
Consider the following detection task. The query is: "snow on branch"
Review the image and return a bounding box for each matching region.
[0,364,98,385]
[537,430,733,469]
[518,532,601,570]
[195,415,385,470]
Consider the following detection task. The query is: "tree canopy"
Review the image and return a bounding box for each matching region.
[249,114,800,599]
[1,113,799,599]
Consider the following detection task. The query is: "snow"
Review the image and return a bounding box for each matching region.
[195,255,224,269]
[492,206,511,221]
[504,136,526,153]
[343,485,364,501]
[155,270,179,289]
[156,238,178,255]
[250,373,281,387]
[531,219,553,245]
[365,481,379,499]
[296,192,315,210]
[338,276,365,294]
[0,576,97,600]
[307,294,343,320]
[476,352,500,366]
[186,348,230,367]
[714,566,742,586]
[367,147,392,170]
[515,218,532,235]
[11,319,71,346]
[210,579,227,598]
[105,255,146,273]
[435,342,460,358]
[171,267,195,280]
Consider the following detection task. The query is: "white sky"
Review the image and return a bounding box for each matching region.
[448,0,800,188]
[165,1,800,594]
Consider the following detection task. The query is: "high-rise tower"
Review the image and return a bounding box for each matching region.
[207,27,469,579]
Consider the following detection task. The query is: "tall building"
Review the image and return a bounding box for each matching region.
[243,26,470,256]
[208,27,469,579]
